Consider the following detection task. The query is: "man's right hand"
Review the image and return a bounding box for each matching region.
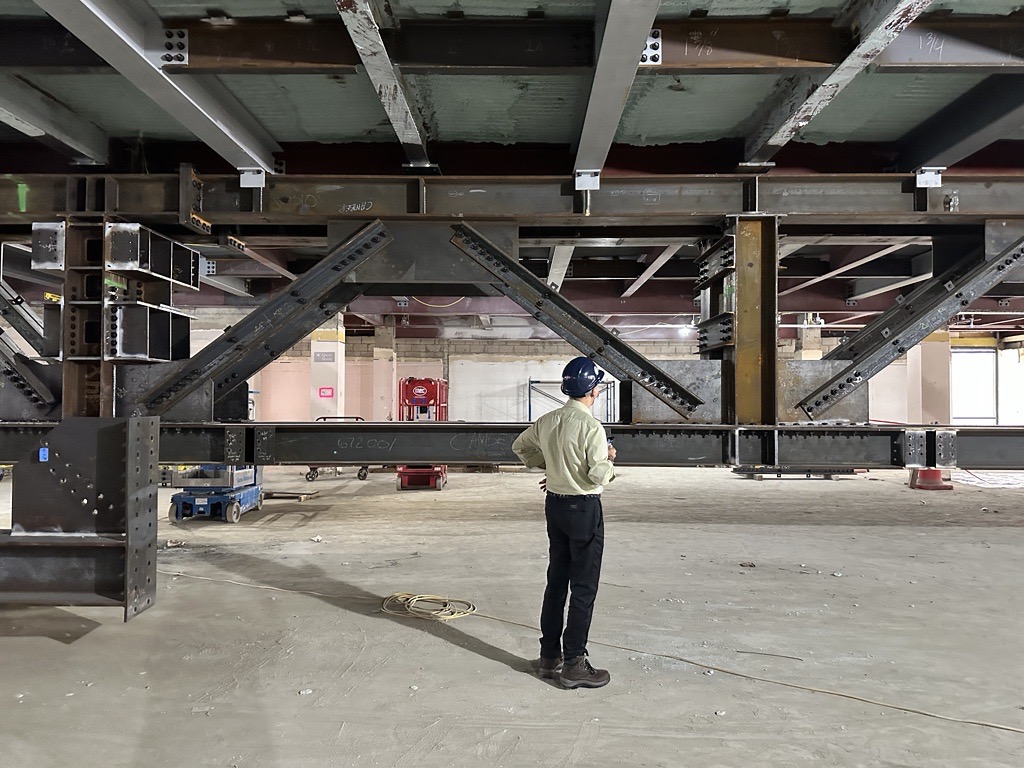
[607,444,617,462]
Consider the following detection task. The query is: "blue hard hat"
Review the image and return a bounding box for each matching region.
[561,357,604,397]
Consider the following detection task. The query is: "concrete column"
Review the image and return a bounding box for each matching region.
[310,317,346,420]
[796,313,823,360]
[371,321,397,421]
[906,331,951,424]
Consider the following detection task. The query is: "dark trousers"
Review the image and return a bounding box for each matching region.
[540,493,604,661]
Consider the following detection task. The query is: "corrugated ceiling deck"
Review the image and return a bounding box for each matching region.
[617,72,781,145]
[406,74,590,143]
[21,73,193,140]
[798,72,989,145]
[218,74,394,142]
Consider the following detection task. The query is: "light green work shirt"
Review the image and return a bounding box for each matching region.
[512,399,615,495]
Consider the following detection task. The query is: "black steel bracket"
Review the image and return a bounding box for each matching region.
[0,417,159,621]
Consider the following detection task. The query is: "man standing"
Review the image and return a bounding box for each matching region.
[512,357,616,689]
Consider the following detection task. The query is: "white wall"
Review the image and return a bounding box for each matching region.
[344,360,443,420]
[868,358,909,424]
[448,358,618,423]
[259,359,311,421]
[951,349,997,425]
[998,348,1024,425]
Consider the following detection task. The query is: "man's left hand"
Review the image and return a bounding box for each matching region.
[539,477,547,493]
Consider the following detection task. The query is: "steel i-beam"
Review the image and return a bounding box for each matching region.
[449,223,703,417]
[139,220,392,414]
[800,234,1024,417]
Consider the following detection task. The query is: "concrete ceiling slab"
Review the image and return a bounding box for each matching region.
[798,72,989,144]
[19,73,196,140]
[218,74,394,142]
[617,72,781,144]
[406,73,590,143]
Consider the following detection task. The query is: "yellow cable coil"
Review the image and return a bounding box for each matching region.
[381,592,476,621]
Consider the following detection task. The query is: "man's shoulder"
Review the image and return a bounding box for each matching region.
[548,403,600,427]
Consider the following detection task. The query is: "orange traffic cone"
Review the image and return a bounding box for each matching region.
[909,468,953,491]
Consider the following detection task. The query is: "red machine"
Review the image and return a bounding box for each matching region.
[396,377,449,490]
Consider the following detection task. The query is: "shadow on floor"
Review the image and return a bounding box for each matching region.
[0,606,101,644]
[208,550,534,675]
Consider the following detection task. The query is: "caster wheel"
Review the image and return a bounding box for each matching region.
[224,501,242,524]
[305,468,319,482]
[396,477,403,491]
[255,492,265,511]
[357,467,369,481]
[168,504,179,522]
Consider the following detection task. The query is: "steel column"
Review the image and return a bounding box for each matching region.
[0,417,159,621]
[729,218,780,424]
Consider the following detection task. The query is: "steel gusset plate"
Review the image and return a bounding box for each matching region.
[138,219,392,414]
[450,223,704,417]
[694,236,736,291]
[801,235,1024,417]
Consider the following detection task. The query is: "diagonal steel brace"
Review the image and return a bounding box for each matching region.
[0,327,56,410]
[0,279,46,355]
[450,223,703,418]
[141,220,393,414]
[800,235,1024,418]
[211,282,370,403]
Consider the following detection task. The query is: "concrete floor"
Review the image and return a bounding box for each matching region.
[1,466,1023,767]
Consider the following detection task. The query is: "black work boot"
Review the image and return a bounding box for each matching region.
[559,656,610,689]
[539,655,563,679]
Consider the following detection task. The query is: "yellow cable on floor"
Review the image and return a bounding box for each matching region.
[157,571,1024,736]
[381,592,476,621]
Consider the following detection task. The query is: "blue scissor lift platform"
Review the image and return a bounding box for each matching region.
[169,465,264,524]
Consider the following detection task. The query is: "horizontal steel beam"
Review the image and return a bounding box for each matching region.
[9,17,1022,75]
[1,421,1024,469]
[8,170,1024,226]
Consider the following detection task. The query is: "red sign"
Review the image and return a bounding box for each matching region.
[318,386,335,399]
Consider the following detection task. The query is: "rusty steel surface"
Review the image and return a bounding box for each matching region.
[730,217,780,425]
